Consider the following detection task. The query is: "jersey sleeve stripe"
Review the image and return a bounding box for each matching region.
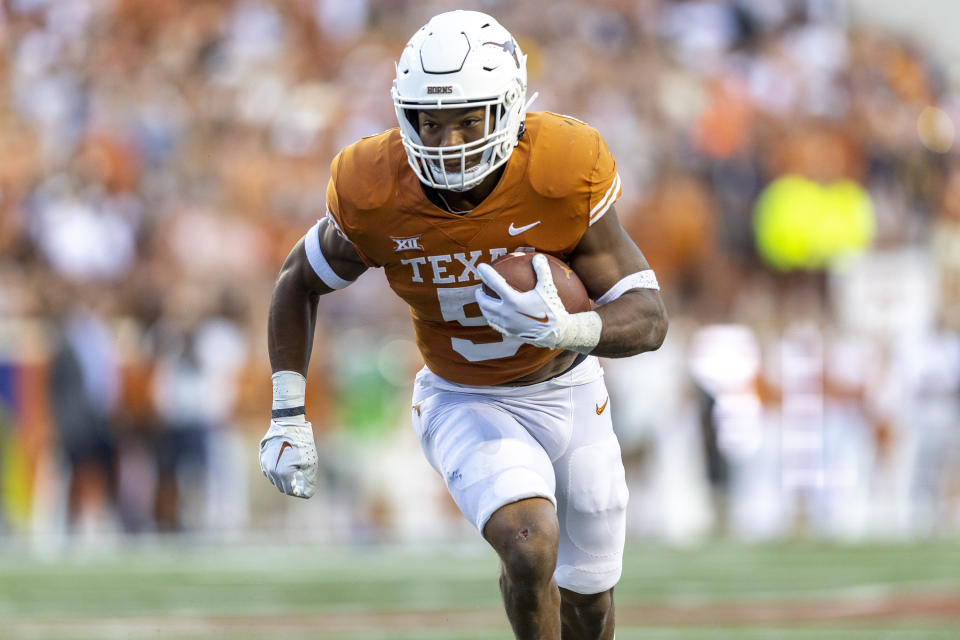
[589,172,621,218]
[304,220,354,290]
[588,173,621,225]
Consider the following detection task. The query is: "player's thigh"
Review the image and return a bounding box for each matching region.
[412,388,557,533]
[553,377,629,595]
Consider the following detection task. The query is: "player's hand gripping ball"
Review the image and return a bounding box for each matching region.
[476,252,592,349]
[482,252,591,312]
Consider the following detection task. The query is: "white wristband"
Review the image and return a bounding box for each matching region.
[556,310,602,354]
[272,370,306,424]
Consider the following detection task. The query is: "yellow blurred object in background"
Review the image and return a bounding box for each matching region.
[753,175,876,271]
[0,425,32,532]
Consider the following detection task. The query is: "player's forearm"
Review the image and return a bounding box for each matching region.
[262,257,325,500]
[268,265,321,375]
[591,290,668,358]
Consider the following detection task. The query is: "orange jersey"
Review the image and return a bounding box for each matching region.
[325,111,621,385]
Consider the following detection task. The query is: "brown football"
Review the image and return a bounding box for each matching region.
[483,252,591,313]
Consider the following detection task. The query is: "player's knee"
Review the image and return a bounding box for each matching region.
[500,532,558,589]
[485,499,559,588]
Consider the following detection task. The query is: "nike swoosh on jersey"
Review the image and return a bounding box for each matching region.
[275,440,294,469]
[518,311,550,323]
[596,397,609,415]
[508,220,541,236]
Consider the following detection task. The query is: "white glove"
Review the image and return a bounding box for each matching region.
[475,253,602,353]
[259,371,319,499]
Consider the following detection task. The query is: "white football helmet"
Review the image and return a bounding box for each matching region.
[392,11,532,192]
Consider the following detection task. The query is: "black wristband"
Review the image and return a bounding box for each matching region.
[271,406,306,419]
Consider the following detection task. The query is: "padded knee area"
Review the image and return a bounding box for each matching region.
[565,440,628,550]
[556,439,628,594]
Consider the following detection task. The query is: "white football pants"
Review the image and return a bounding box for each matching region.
[411,356,628,594]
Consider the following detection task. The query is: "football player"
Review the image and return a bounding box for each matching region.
[260,10,667,640]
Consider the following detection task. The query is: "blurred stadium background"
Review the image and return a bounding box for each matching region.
[1,0,959,637]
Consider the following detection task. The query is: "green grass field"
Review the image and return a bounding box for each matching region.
[1,539,958,639]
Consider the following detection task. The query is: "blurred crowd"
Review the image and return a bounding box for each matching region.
[0,0,958,544]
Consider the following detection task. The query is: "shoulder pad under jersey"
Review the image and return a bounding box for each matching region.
[331,129,403,211]
[526,112,603,199]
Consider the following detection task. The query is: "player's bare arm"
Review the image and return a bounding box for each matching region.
[260,220,366,499]
[268,220,367,374]
[568,205,668,358]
